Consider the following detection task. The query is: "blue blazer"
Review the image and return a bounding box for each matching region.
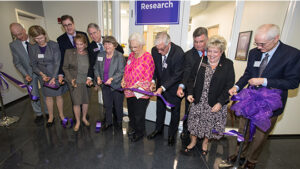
[236,41,300,116]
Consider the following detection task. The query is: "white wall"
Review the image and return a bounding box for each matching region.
[42,1,98,41]
[188,1,236,52]
[0,1,44,105]
[272,1,300,135]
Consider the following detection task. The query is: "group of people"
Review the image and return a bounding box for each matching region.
[9,13,300,169]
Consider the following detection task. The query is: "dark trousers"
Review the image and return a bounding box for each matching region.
[102,85,124,125]
[232,116,278,163]
[127,97,149,137]
[155,97,181,137]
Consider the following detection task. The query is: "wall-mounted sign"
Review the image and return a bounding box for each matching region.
[135,1,180,25]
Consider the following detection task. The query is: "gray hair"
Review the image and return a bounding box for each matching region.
[255,24,280,40]
[87,23,100,32]
[154,32,171,46]
[128,32,145,46]
[9,22,24,30]
[207,35,227,53]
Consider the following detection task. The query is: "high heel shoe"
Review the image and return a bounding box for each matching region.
[82,120,90,127]
[46,118,55,128]
[181,145,195,156]
[202,149,208,156]
[73,125,80,132]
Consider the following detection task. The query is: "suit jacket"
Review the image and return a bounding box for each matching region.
[10,40,33,80]
[152,42,184,104]
[236,41,300,116]
[62,48,91,85]
[87,40,124,79]
[187,56,235,106]
[57,31,90,75]
[29,40,61,79]
[94,50,125,90]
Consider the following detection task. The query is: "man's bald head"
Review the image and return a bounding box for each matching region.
[10,22,28,41]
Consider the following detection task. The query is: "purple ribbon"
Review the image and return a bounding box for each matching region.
[44,82,60,89]
[0,73,9,90]
[213,129,244,142]
[181,114,188,121]
[61,117,73,128]
[230,86,282,141]
[95,121,101,133]
[118,87,175,107]
[0,71,39,101]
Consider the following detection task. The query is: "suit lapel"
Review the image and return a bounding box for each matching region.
[64,33,74,48]
[16,40,28,55]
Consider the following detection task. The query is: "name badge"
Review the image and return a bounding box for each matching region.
[163,63,168,69]
[253,61,261,67]
[127,60,131,65]
[98,57,103,61]
[38,54,44,59]
[93,48,100,52]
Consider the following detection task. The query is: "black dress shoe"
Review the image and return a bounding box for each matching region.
[102,124,112,131]
[34,115,44,123]
[130,134,144,142]
[147,130,162,140]
[127,129,135,137]
[168,136,175,146]
[243,161,256,169]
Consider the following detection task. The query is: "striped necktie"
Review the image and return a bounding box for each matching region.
[259,53,269,77]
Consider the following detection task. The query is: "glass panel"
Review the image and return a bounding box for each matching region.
[102,1,113,36]
[143,25,170,53]
[120,1,130,56]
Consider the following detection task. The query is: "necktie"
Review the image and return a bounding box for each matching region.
[25,41,29,53]
[98,43,104,51]
[72,36,76,48]
[259,53,269,77]
[201,50,205,57]
[162,55,167,70]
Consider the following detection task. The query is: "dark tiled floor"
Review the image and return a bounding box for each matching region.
[1,91,300,169]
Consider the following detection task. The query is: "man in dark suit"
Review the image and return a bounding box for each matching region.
[57,15,90,83]
[9,23,48,123]
[147,32,184,146]
[176,27,208,141]
[221,24,300,169]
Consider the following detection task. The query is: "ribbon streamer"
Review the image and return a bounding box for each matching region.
[44,82,60,89]
[117,87,175,107]
[0,73,9,90]
[213,129,244,142]
[0,71,39,101]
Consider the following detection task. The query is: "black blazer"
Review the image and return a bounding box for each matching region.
[187,56,235,107]
[152,42,184,104]
[57,31,90,75]
[87,40,124,79]
[236,41,300,116]
[182,47,226,88]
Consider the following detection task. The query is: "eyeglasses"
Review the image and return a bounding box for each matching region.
[62,23,73,28]
[253,39,273,47]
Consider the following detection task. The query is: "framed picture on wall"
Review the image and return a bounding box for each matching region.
[235,31,252,61]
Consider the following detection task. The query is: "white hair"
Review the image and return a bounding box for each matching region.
[128,32,145,46]
[154,32,171,46]
[256,24,280,40]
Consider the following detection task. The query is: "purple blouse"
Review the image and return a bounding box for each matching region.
[103,57,112,82]
[39,46,47,54]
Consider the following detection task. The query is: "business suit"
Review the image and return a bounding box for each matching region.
[88,40,124,79]
[151,42,184,137]
[232,41,300,164]
[63,48,91,105]
[29,40,67,97]
[94,50,125,125]
[9,39,47,116]
[57,31,90,75]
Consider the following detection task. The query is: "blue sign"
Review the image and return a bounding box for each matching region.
[135,1,180,25]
